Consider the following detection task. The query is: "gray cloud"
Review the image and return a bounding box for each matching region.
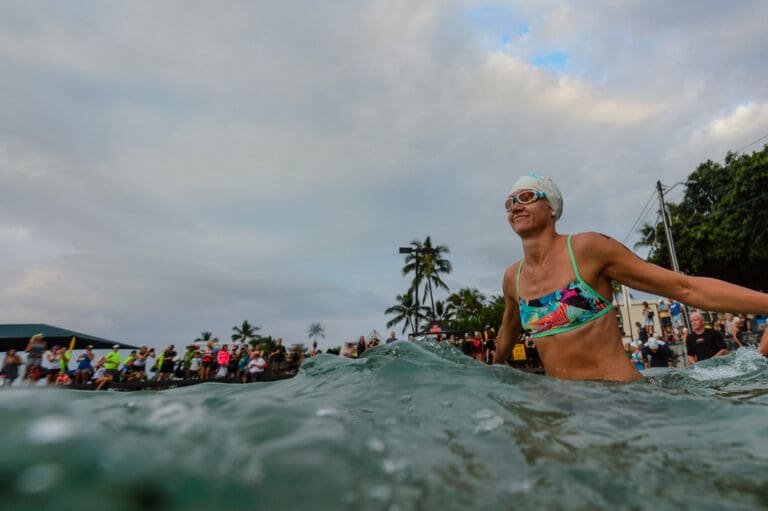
[1,1,767,349]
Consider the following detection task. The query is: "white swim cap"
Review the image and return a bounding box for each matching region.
[509,173,563,220]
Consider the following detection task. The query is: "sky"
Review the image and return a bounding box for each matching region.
[2,1,768,351]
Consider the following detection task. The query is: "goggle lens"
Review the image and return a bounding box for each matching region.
[504,190,544,211]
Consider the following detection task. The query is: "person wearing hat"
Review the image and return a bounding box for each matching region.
[494,173,768,380]
[642,336,674,369]
[104,345,122,380]
[74,345,95,384]
[182,344,197,379]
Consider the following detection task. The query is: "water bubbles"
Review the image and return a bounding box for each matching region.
[399,394,412,403]
[508,478,535,494]
[315,408,339,417]
[367,437,386,453]
[472,409,504,434]
[16,463,64,494]
[27,416,75,444]
[368,484,393,501]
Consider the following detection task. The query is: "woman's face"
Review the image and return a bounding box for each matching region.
[506,189,553,235]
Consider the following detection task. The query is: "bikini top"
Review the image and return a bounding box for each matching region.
[517,235,614,338]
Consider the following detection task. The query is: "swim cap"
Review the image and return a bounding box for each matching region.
[509,173,563,220]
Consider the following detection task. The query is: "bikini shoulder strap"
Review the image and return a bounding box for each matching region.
[566,234,582,281]
[515,259,524,299]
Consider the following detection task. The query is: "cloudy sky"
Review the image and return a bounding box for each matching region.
[2,1,767,350]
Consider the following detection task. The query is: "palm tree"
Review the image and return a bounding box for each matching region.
[232,320,260,345]
[194,331,219,344]
[401,236,452,318]
[385,293,429,334]
[308,323,325,345]
[446,287,486,321]
[430,300,455,323]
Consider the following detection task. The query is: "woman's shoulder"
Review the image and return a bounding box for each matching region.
[569,232,627,259]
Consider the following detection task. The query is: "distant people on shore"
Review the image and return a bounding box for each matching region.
[686,312,730,364]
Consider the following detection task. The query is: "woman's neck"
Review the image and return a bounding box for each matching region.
[521,230,560,266]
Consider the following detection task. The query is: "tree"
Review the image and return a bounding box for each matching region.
[638,145,768,290]
[232,320,260,345]
[384,293,429,334]
[308,323,325,345]
[194,331,219,344]
[429,300,455,323]
[446,287,486,322]
[401,236,452,318]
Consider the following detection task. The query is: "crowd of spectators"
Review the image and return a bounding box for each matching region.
[0,335,293,390]
[628,299,766,369]
[4,311,765,387]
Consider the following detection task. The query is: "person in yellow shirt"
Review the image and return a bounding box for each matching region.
[104,345,122,381]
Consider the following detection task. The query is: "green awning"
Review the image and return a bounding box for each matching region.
[0,324,139,352]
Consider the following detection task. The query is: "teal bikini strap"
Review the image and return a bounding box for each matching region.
[516,259,524,300]
[566,235,580,280]
[566,234,614,305]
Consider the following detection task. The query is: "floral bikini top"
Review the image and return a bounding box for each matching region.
[517,235,614,338]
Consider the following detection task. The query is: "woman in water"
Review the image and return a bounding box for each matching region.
[494,174,768,380]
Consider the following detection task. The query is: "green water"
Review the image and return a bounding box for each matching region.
[1,340,767,511]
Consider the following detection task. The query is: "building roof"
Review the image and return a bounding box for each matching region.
[0,324,139,352]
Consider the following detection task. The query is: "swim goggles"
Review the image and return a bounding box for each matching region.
[505,190,547,211]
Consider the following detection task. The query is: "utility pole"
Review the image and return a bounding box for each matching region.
[656,180,691,365]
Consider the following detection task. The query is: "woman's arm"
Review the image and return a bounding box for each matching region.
[494,265,522,364]
[760,329,768,357]
[586,233,768,313]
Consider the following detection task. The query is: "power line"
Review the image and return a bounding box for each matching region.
[734,131,768,156]
[622,189,658,246]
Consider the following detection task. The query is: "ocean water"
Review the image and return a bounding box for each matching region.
[1,340,767,511]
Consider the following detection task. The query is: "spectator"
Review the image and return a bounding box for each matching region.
[629,342,644,371]
[271,338,287,373]
[635,321,648,345]
[104,345,122,382]
[386,331,398,344]
[732,312,750,347]
[658,299,672,338]
[121,350,140,382]
[74,346,95,384]
[183,345,197,379]
[216,344,230,379]
[25,334,47,384]
[669,299,683,337]
[484,334,496,364]
[246,352,267,382]
[201,342,215,380]
[55,370,71,386]
[42,345,61,385]
[642,338,674,368]
[642,301,655,337]
[340,342,355,359]
[188,352,201,379]
[686,312,729,364]
[1,349,24,386]
[132,346,154,381]
[227,345,240,378]
[309,341,320,356]
[356,336,367,358]
[157,345,177,382]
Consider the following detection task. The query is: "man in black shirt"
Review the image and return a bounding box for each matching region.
[686,312,729,364]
